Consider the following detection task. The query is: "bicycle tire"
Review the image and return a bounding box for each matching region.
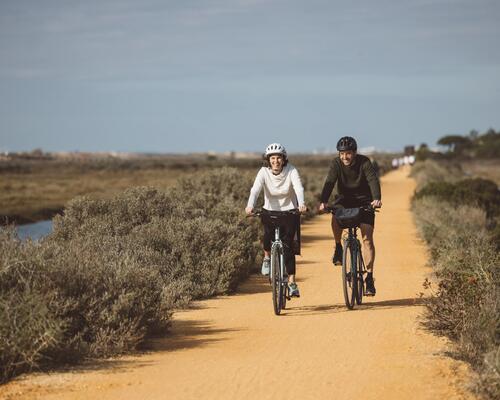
[342,241,357,309]
[281,283,287,310]
[356,250,364,305]
[271,246,282,315]
[280,252,287,310]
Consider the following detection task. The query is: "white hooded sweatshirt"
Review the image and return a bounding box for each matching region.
[246,164,305,211]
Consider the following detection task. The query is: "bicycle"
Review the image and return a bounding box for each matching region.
[324,205,378,310]
[248,209,301,315]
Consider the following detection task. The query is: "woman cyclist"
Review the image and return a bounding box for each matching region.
[245,143,307,298]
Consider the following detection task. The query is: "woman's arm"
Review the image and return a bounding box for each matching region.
[246,168,265,214]
[290,168,307,212]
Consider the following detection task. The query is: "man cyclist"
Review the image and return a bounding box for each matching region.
[318,136,382,296]
[245,143,307,298]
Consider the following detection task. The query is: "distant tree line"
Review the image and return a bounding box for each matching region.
[416,128,500,161]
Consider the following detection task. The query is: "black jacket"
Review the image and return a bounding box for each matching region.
[320,154,381,206]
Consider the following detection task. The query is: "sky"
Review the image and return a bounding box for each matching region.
[0,0,499,154]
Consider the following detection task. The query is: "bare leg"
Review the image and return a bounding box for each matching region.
[331,216,343,244]
[360,223,375,273]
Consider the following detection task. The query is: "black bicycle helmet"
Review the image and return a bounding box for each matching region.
[336,136,357,152]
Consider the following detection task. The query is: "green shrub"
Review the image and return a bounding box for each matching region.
[0,167,265,382]
[0,229,63,381]
[410,159,464,190]
[415,178,500,217]
[413,196,500,399]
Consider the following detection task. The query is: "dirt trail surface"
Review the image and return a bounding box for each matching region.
[1,167,473,400]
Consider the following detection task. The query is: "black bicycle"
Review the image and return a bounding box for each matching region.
[248,209,300,315]
[325,205,377,309]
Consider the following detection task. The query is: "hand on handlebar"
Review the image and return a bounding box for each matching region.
[299,205,307,213]
[371,200,382,209]
[245,206,254,215]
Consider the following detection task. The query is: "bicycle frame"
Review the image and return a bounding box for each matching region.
[345,227,361,270]
[345,227,365,280]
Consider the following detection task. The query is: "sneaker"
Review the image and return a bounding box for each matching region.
[332,243,343,265]
[288,282,300,298]
[261,257,270,276]
[365,273,376,296]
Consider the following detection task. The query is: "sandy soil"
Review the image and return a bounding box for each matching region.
[0,167,474,400]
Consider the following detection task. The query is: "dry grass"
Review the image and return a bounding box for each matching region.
[0,167,192,223]
[412,160,500,399]
[461,159,500,185]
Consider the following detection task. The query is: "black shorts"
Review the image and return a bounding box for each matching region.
[335,201,375,227]
[261,210,299,252]
[260,210,300,275]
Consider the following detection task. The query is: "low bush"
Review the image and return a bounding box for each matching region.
[415,178,500,218]
[0,168,262,383]
[413,195,500,399]
[0,229,63,382]
[410,159,464,190]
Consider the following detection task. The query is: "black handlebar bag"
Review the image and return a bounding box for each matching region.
[334,207,362,229]
[261,210,301,255]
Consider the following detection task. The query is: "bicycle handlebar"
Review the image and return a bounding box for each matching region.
[322,205,380,214]
[246,208,302,218]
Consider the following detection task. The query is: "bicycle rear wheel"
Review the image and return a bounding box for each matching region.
[271,247,282,315]
[342,242,357,309]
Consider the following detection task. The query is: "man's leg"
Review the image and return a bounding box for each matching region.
[331,216,344,265]
[331,215,343,243]
[360,223,376,295]
[360,223,375,272]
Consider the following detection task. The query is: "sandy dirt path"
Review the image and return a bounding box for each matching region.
[1,167,473,400]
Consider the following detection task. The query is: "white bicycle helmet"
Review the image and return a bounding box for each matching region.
[265,143,287,158]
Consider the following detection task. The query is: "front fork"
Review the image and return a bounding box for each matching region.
[274,227,287,284]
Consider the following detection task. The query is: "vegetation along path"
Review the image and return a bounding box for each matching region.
[1,167,474,400]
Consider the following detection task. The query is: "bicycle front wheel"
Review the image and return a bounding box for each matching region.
[342,242,357,309]
[271,247,282,315]
[281,251,287,310]
[356,247,364,305]
[281,283,287,310]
